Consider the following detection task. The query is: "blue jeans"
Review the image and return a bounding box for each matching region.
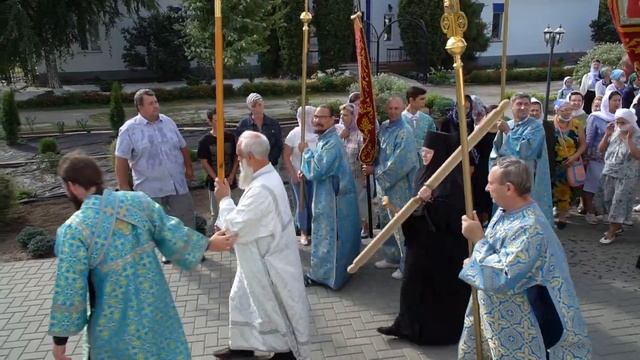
[291,178,313,235]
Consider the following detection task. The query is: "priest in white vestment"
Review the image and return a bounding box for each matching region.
[212,131,311,360]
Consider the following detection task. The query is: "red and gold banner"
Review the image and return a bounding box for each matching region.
[609,0,640,75]
[352,13,377,165]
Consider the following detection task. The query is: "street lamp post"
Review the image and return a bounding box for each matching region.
[366,18,427,75]
[542,25,565,121]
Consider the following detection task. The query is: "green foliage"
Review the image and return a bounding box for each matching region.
[573,43,627,83]
[1,90,21,145]
[466,67,574,84]
[76,117,90,132]
[431,97,455,124]
[276,1,304,77]
[27,235,55,258]
[348,73,410,122]
[38,152,61,173]
[38,137,58,154]
[0,174,16,223]
[109,82,126,134]
[16,226,49,249]
[314,0,354,70]
[55,121,65,134]
[590,0,620,44]
[181,0,268,72]
[399,0,489,71]
[237,74,355,97]
[425,93,451,110]
[24,115,36,132]
[427,70,453,85]
[189,148,198,163]
[0,0,157,88]
[122,6,191,81]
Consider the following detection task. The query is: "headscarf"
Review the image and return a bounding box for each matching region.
[560,76,573,90]
[246,93,263,109]
[470,95,487,124]
[530,97,544,122]
[348,92,360,123]
[296,105,316,139]
[591,90,621,122]
[338,103,358,133]
[587,62,601,88]
[554,99,573,122]
[448,94,482,128]
[415,131,464,204]
[612,108,640,143]
[611,69,626,82]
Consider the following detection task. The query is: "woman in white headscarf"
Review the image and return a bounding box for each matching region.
[283,106,317,245]
[583,90,622,224]
[594,108,640,244]
[529,97,544,122]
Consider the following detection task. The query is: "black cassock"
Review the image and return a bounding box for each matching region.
[379,130,471,345]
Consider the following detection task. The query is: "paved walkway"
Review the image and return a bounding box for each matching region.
[1,211,639,359]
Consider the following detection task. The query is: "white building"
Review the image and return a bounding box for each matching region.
[43,0,600,82]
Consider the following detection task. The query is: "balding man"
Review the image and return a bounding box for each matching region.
[235,93,283,166]
[458,157,591,359]
[363,97,419,280]
[212,131,310,360]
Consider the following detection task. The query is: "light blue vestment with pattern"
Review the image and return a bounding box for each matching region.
[458,202,591,359]
[401,110,437,159]
[376,119,419,264]
[301,127,361,289]
[490,117,554,222]
[48,189,208,359]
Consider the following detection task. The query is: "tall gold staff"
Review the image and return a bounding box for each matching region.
[214,0,225,180]
[500,0,510,100]
[441,0,482,357]
[299,1,312,209]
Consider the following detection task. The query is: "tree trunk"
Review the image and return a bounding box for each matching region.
[43,52,62,89]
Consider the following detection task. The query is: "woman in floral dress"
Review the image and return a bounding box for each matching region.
[552,100,587,229]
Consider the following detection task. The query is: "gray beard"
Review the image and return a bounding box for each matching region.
[238,160,254,190]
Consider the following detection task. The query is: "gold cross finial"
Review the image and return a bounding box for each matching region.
[441,0,467,39]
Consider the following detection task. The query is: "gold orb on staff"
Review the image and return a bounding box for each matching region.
[441,0,483,358]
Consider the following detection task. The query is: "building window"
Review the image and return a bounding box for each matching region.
[491,3,504,41]
[79,24,102,52]
[383,14,393,41]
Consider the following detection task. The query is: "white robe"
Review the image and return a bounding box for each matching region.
[216,164,311,359]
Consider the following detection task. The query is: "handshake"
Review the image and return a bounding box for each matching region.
[207,228,237,252]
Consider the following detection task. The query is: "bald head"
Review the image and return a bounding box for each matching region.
[386,96,404,122]
[237,131,270,160]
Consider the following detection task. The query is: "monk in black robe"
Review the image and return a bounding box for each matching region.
[377,130,470,345]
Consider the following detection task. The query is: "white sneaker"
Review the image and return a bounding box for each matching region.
[623,220,634,226]
[361,237,373,246]
[599,235,615,245]
[391,269,403,280]
[585,213,599,225]
[375,259,399,269]
[634,204,640,212]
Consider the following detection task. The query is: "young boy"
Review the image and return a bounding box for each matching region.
[197,108,239,217]
[401,86,436,159]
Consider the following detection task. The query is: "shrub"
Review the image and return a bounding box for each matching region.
[427,70,453,85]
[27,235,55,258]
[38,153,61,173]
[16,226,49,249]
[38,137,58,154]
[349,73,410,122]
[425,93,451,110]
[0,174,16,223]
[431,97,455,125]
[1,90,21,145]
[109,82,126,134]
[573,43,627,84]
[24,116,36,132]
[466,67,574,84]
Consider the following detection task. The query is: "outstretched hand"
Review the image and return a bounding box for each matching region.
[208,229,236,252]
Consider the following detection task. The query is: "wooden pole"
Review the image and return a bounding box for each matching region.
[299,1,312,210]
[500,0,510,100]
[347,100,509,274]
[214,0,225,181]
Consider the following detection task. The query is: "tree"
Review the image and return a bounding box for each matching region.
[109,82,125,135]
[0,0,157,88]
[314,0,354,70]
[399,0,490,71]
[181,0,268,73]
[122,6,191,81]
[590,0,620,44]
[258,3,283,78]
[276,1,304,77]
[1,90,21,145]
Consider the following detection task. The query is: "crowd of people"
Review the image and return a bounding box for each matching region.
[45,64,640,358]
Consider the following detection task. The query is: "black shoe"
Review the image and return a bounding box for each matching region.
[201,256,206,262]
[161,256,171,264]
[213,347,255,359]
[303,275,322,288]
[556,221,567,230]
[636,256,640,270]
[270,351,296,360]
[377,325,401,338]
